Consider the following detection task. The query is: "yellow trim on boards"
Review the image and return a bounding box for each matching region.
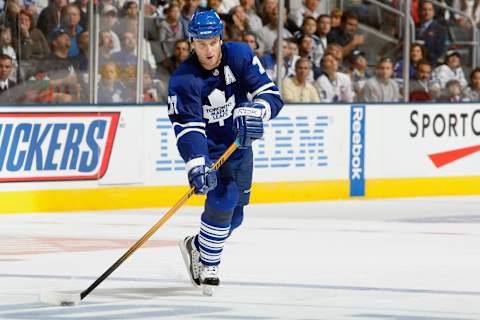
[366,176,480,198]
[1,176,480,214]
[0,180,349,214]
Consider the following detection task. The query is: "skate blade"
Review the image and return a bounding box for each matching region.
[178,240,201,288]
[202,285,215,296]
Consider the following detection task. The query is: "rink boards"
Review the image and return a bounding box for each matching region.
[1,103,480,213]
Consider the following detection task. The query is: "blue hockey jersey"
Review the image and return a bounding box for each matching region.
[168,42,283,167]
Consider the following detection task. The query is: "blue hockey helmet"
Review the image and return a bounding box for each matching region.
[188,8,224,40]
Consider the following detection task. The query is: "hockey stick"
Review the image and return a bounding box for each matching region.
[39,140,239,306]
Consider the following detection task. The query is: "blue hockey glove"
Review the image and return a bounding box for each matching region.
[188,165,217,195]
[233,102,265,148]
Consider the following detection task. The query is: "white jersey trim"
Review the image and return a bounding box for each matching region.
[185,157,205,172]
[253,98,272,121]
[173,121,206,128]
[176,128,206,141]
[251,82,276,98]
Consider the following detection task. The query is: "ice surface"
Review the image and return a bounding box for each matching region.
[1,197,480,319]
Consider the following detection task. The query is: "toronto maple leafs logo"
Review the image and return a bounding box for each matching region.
[202,89,235,126]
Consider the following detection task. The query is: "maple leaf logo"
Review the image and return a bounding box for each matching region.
[202,89,235,126]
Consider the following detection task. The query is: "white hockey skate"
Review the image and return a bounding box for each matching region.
[200,265,220,296]
[179,236,201,287]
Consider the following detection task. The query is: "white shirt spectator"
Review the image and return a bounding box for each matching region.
[289,1,329,28]
[432,64,468,89]
[218,0,240,14]
[315,72,355,102]
[257,26,292,55]
[246,10,263,32]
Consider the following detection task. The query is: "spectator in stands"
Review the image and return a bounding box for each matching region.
[158,39,190,75]
[463,68,480,101]
[242,32,260,56]
[325,43,346,72]
[361,57,401,102]
[57,3,84,57]
[73,0,89,30]
[257,10,292,55]
[99,30,114,63]
[98,61,129,103]
[143,64,166,102]
[328,11,364,62]
[349,50,372,99]
[119,1,139,33]
[240,0,262,32]
[43,28,81,103]
[285,38,300,76]
[0,26,17,82]
[315,52,354,102]
[181,0,201,36]
[409,60,441,101]
[0,54,17,103]
[226,5,249,41]
[394,43,427,79]
[37,0,67,38]
[2,0,21,40]
[260,0,277,25]
[282,57,320,102]
[260,38,292,82]
[294,16,320,43]
[297,34,320,77]
[16,9,50,61]
[417,1,447,66]
[77,30,89,72]
[432,49,468,89]
[157,3,186,62]
[100,4,121,53]
[112,31,138,66]
[330,8,342,28]
[439,79,464,102]
[451,0,480,27]
[289,0,328,29]
[314,14,331,63]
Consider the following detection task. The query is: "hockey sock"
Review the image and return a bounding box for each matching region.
[198,217,230,266]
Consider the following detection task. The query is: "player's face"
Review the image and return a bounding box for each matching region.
[192,37,222,70]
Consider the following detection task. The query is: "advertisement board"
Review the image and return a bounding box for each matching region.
[366,104,480,178]
[2,103,480,213]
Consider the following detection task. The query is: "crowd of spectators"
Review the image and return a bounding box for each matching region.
[0,0,478,104]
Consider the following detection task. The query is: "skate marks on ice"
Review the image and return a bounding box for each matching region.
[0,302,230,320]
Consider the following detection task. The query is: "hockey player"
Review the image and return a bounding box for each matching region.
[168,8,283,293]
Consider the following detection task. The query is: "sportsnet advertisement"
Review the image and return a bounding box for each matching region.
[365,104,480,178]
[0,112,119,182]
